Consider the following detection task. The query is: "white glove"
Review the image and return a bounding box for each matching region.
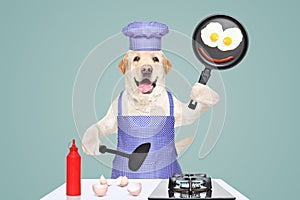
[190,83,220,106]
[81,125,101,155]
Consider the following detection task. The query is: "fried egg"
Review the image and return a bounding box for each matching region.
[201,22,223,47]
[218,27,243,51]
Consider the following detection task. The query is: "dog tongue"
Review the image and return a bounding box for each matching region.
[139,83,153,93]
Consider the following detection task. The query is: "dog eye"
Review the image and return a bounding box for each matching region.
[152,57,159,62]
[133,56,140,62]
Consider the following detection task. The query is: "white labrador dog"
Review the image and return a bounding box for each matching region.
[81,50,219,155]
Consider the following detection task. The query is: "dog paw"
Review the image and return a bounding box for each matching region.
[190,83,220,106]
[81,125,101,155]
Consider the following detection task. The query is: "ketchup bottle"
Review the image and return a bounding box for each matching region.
[66,139,81,196]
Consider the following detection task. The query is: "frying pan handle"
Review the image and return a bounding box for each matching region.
[188,100,198,110]
[198,68,211,85]
[188,68,211,110]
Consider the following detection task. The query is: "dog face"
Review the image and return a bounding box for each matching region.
[118,50,172,96]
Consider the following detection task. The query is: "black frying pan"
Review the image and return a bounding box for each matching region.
[99,142,151,171]
[188,14,249,109]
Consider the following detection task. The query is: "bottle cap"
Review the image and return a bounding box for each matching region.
[69,139,78,151]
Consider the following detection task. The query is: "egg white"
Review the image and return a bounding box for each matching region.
[218,28,243,51]
[201,22,223,47]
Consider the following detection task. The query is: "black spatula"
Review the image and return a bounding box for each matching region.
[99,142,151,171]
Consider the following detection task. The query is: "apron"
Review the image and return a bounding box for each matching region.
[111,91,182,179]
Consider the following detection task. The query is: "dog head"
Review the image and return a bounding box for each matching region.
[118,50,172,97]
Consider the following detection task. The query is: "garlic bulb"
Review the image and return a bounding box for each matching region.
[127,182,142,196]
[116,176,128,187]
[99,175,107,185]
[92,183,108,197]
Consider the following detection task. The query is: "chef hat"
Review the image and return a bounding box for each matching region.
[122,22,169,51]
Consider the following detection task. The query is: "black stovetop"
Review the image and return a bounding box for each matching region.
[148,173,235,200]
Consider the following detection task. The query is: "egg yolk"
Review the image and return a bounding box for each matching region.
[223,37,232,46]
[210,32,219,42]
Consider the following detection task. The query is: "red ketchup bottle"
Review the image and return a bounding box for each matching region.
[66,139,81,196]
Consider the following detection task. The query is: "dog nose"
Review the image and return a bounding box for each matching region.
[141,65,153,75]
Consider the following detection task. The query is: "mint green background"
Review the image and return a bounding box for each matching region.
[1,0,299,199]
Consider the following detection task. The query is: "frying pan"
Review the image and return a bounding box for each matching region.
[99,142,151,171]
[188,14,249,109]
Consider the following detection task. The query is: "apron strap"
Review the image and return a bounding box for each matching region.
[118,91,124,116]
[167,91,174,116]
[118,91,174,116]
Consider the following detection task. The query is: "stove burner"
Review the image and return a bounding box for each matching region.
[149,173,235,199]
[168,173,212,198]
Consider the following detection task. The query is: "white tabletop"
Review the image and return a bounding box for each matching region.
[41,179,248,200]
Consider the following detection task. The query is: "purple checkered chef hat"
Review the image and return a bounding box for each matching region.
[122,22,169,51]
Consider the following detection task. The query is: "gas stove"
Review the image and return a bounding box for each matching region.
[148,173,235,199]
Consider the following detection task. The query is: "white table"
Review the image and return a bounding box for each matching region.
[41,179,248,200]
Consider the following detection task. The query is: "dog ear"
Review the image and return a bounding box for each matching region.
[118,53,128,74]
[162,54,172,74]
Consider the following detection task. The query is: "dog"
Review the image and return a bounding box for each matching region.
[81,50,219,177]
